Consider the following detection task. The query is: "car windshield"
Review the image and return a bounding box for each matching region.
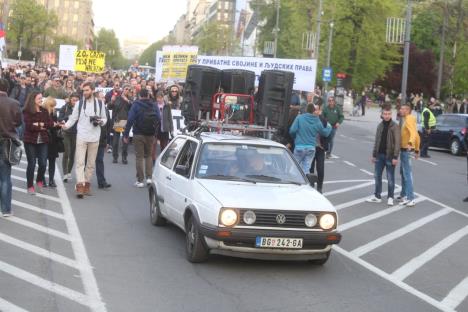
[196,143,306,185]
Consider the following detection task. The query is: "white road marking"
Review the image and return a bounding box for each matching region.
[11,175,26,182]
[12,186,61,203]
[323,181,374,196]
[422,196,468,219]
[0,260,93,308]
[12,200,65,220]
[335,192,388,210]
[324,179,373,184]
[55,170,107,311]
[351,208,451,257]
[3,216,72,241]
[441,276,468,310]
[12,166,49,177]
[0,297,28,312]
[392,225,468,281]
[0,232,80,270]
[360,169,374,176]
[339,196,426,231]
[415,157,438,166]
[333,246,456,312]
[343,161,357,167]
[330,154,340,159]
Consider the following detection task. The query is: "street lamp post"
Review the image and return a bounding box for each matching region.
[400,0,412,104]
[324,21,334,92]
[315,0,323,61]
[273,0,280,58]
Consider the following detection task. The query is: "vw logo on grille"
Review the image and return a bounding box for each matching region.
[276,214,286,225]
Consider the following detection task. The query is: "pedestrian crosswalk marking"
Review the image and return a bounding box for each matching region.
[0,232,80,269]
[12,186,61,203]
[12,200,66,220]
[442,276,468,310]
[323,181,375,196]
[4,216,72,241]
[339,195,424,230]
[351,208,451,257]
[0,297,28,312]
[392,225,468,281]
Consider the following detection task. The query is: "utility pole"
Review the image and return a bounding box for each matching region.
[436,0,448,100]
[400,0,412,104]
[315,0,323,61]
[324,22,334,92]
[273,0,280,58]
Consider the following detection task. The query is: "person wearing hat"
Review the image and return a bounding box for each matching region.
[44,76,67,99]
[164,84,183,110]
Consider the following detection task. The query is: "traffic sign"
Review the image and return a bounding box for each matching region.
[322,67,332,82]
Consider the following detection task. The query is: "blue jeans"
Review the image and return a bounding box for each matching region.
[400,150,414,200]
[24,143,48,188]
[0,144,12,214]
[328,128,337,154]
[294,147,316,173]
[374,153,395,199]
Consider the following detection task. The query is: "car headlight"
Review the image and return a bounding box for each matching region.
[243,210,256,225]
[305,213,317,228]
[319,214,335,230]
[219,208,239,227]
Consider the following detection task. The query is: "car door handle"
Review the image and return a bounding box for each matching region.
[166,176,171,181]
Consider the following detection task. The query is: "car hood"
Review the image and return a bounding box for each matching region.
[196,179,336,212]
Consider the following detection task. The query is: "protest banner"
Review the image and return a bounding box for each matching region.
[160,45,198,81]
[58,45,77,71]
[155,54,317,91]
[74,50,106,73]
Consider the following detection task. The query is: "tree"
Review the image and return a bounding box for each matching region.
[195,21,238,55]
[7,0,58,59]
[95,28,129,69]
[139,39,167,67]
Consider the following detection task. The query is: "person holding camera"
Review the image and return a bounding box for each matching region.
[0,79,22,217]
[62,82,107,198]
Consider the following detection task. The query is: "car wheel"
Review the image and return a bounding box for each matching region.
[149,188,166,226]
[450,138,461,156]
[185,215,209,263]
[309,251,331,265]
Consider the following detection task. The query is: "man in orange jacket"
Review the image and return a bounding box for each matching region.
[398,102,419,207]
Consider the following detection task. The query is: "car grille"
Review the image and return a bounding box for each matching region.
[239,209,336,230]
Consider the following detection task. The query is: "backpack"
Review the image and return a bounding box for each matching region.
[139,102,158,135]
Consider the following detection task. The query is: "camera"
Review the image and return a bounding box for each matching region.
[89,116,101,127]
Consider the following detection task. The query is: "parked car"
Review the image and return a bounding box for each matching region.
[418,114,468,155]
[148,133,341,264]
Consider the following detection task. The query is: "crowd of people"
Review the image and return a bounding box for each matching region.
[0,62,467,217]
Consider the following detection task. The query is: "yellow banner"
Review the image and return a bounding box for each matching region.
[161,51,197,80]
[74,50,106,73]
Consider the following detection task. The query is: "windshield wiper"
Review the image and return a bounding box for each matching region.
[245,175,303,185]
[202,174,257,184]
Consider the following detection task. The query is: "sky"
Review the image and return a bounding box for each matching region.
[93,0,187,45]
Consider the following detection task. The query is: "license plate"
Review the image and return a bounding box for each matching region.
[255,237,303,249]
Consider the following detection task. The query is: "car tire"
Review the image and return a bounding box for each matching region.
[149,188,166,226]
[450,138,461,156]
[309,251,331,265]
[185,215,209,263]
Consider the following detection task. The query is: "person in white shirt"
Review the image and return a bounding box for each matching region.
[62,82,107,198]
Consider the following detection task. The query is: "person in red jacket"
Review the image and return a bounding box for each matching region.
[23,91,54,194]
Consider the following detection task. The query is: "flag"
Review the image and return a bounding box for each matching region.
[0,22,6,52]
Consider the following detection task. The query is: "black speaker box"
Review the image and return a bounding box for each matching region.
[221,69,256,95]
[181,65,222,123]
[255,70,295,130]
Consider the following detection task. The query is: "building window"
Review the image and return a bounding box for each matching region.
[73,14,78,22]
[72,27,77,35]
[74,1,79,9]
[224,12,228,20]
[217,12,221,21]
[64,1,69,8]
[224,1,229,9]
[63,14,68,21]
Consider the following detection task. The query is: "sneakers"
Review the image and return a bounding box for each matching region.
[63,173,72,183]
[36,181,44,193]
[366,196,382,203]
[2,212,12,218]
[107,148,113,154]
[134,181,145,188]
[397,196,407,202]
[122,159,128,165]
[48,180,57,188]
[146,178,152,185]
[387,198,394,206]
[27,187,36,195]
[403,199,416,207]
[112,159,118,164]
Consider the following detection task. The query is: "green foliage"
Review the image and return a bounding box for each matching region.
[139,39,167,67]
[95,28,129,70]
[7,0,58,58]
[195,21,238,55]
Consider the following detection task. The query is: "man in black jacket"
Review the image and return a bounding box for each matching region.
[95,106,112,189]
[108,84,131,164]
[59,93,79,182]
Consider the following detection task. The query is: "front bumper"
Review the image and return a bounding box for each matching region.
[199,224,341,261]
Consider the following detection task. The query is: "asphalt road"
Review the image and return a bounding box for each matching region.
[1,108,467,312]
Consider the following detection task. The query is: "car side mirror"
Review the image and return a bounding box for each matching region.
[306,173,318,186]
[175,165,190,177]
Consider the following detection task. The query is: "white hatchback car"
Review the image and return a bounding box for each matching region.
[149,133,341,264]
